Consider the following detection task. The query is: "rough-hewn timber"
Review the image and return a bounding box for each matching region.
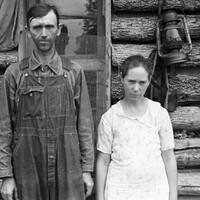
[113,0,200,12]
[169,106,200,130]
[112,15,200,42]
[178,170,200,195]
[0,50,18,69]
[175,138,200,150]
[112,42,200,68]
[175,149,200,168]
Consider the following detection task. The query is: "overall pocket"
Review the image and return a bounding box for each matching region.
[20,86,45,119]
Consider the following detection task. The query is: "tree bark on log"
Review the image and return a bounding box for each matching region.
[112,15,200,42]
[178,170,200,195]
[175,138,200,150]
[0,50,18,69]
[113,0,200,12]
[112,42,200,68]
[169,106,200,130]
[169,67,200,103]
[175,149,200,168]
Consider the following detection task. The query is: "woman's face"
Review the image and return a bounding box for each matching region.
[121,66,150,101]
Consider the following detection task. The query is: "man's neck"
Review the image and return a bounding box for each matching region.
[33,48,55,65]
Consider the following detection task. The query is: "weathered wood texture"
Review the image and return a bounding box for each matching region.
[169,106,200,130]
[178,170,200,195]
[112,15,200,42]
[176,149,200,168]
[0,50,18,69]
[113,0,200,12]
[112,41,200,68]
[169,67,200,103]
[175,138,200,150]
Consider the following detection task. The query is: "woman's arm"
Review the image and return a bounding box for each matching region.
[96,151,111,200]
[162,149,178,200]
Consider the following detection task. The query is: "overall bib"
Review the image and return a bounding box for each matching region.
[13,61,85,200]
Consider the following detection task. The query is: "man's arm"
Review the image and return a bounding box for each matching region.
[0,66,19,199]
[162,149,178,200]
[72,62,95,197]
[73,64,95,172]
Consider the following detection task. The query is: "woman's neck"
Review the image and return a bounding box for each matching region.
[121,97,148,117]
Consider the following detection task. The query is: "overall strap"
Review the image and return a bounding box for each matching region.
[60,55,72,71]
[19,57,30,71]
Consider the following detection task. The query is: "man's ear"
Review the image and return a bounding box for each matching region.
[25,26,32,38]
[57,23,63,36]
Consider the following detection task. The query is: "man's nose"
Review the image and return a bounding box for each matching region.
[41,27,47,37]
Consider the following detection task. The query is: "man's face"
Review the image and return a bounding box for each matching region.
[28,10,61,53]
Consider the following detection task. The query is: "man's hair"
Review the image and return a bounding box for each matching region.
[27,3,60,28]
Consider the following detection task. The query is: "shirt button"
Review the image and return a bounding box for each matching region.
[49,156,54,159]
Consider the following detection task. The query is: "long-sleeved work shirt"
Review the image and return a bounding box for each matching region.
[0,51,94,199]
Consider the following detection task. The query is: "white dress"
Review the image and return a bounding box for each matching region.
[97,99,175,200]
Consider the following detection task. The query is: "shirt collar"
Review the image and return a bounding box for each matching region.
[29,51,62,74]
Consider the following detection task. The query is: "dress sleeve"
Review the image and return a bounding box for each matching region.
[97,112,113,154]
[159,107,175,151]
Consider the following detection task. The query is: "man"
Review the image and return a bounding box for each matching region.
[0,3,94,200]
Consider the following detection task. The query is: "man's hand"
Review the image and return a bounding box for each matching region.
[82,172,94,198]
[0,177,19,200]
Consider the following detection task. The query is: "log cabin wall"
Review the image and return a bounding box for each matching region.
[111,0,200,199]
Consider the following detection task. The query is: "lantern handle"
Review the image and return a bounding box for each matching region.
[178,15,192,54]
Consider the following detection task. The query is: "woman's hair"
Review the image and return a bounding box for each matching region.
[119,54,152,80]
[27,3,60,28]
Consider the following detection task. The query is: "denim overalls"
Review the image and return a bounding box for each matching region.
[13,58,85,200]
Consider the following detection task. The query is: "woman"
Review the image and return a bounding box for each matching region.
[96,55,177,200]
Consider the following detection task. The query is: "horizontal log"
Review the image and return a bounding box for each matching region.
[169,67,200,103]
[178,196,200,200]
[170,106,200,130]
[175,138,200,150]
[113,0,200,12]
[0,50,18,69]
[112,42,200,68]
[175,149,200,168]
[112,15,200,42]
[178,170,200,195]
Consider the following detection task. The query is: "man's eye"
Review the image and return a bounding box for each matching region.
[33,26,42,30]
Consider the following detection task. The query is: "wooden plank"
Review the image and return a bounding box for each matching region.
[112,42,200,68]
[112,15,200,42]
[113,0,200,12]
[104,0,112,110]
